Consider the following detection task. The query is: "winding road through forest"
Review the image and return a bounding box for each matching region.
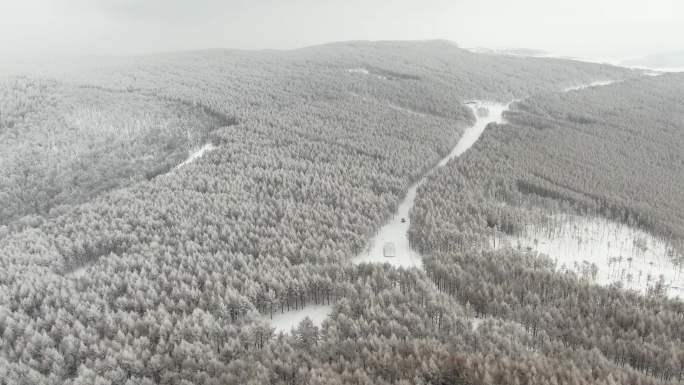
[266,78,680,332]
[351,101,510,268]
[265,100,511,332]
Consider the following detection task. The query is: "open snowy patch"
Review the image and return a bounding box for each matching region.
[175,143,216,170]
[469,315,494,332]
[563,80,616,92]
[643,70,664,77]
[346,68,387,80]
[620,64,684,74]
[387,102,426,117]
[649,67,684,73]
[353,101,510,269]
[499,214,683,298]
[353,183,425,268]
[263,305,333,334]
[470,315,526,333]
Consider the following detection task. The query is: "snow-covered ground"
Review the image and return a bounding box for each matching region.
[346,68,387,80]
[175,143,216,170]
[263,305,333,334]
[643,71,663,77]
[645,67,684,73]
[618,64,684,74]
[563,80,616,92]
[499,214,683,299]
[387,102,426,117]
[470,314,527,333]
[470,316,486,331]
[352,101,510,268]
[284,102,509,327]
[347,68,370,75]
[352,183,425,268]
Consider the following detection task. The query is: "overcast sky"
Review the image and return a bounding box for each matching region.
[1,0,682,61]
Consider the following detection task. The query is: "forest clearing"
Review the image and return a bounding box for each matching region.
[500,213,683,298]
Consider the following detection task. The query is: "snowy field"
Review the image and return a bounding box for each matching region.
[263,305,333,334]
[500,214,683,298]
[175,143,216,170]
[352,101,510,268]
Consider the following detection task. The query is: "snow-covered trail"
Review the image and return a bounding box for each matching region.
[175,143,216,170]
[264,101,510,333]
[438,103,508,166]
[265,305,333,334]
[352,101,511,268]
[563,80,617,92]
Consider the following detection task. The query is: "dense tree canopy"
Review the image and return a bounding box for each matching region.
[0,77,229,226]
[3,41,678,384]
[410,74,684,383]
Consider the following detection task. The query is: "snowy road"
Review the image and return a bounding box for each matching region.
[175,143,216,170]
[352,101,510,268]
[263,101,510,332]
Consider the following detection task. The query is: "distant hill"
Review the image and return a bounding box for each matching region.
[466,46,549,57]
[621,51,684,70]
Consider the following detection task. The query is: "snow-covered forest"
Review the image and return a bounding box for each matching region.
[0,41,682,384]
[0,78,230,227]
[410,73,684,383]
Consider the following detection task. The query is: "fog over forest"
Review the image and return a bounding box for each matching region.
[1,0,684,62]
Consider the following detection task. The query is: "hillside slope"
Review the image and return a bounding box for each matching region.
[0,77,230,227]
[410,74,684,382]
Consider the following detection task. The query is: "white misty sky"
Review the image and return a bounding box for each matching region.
[1,0,682,61]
